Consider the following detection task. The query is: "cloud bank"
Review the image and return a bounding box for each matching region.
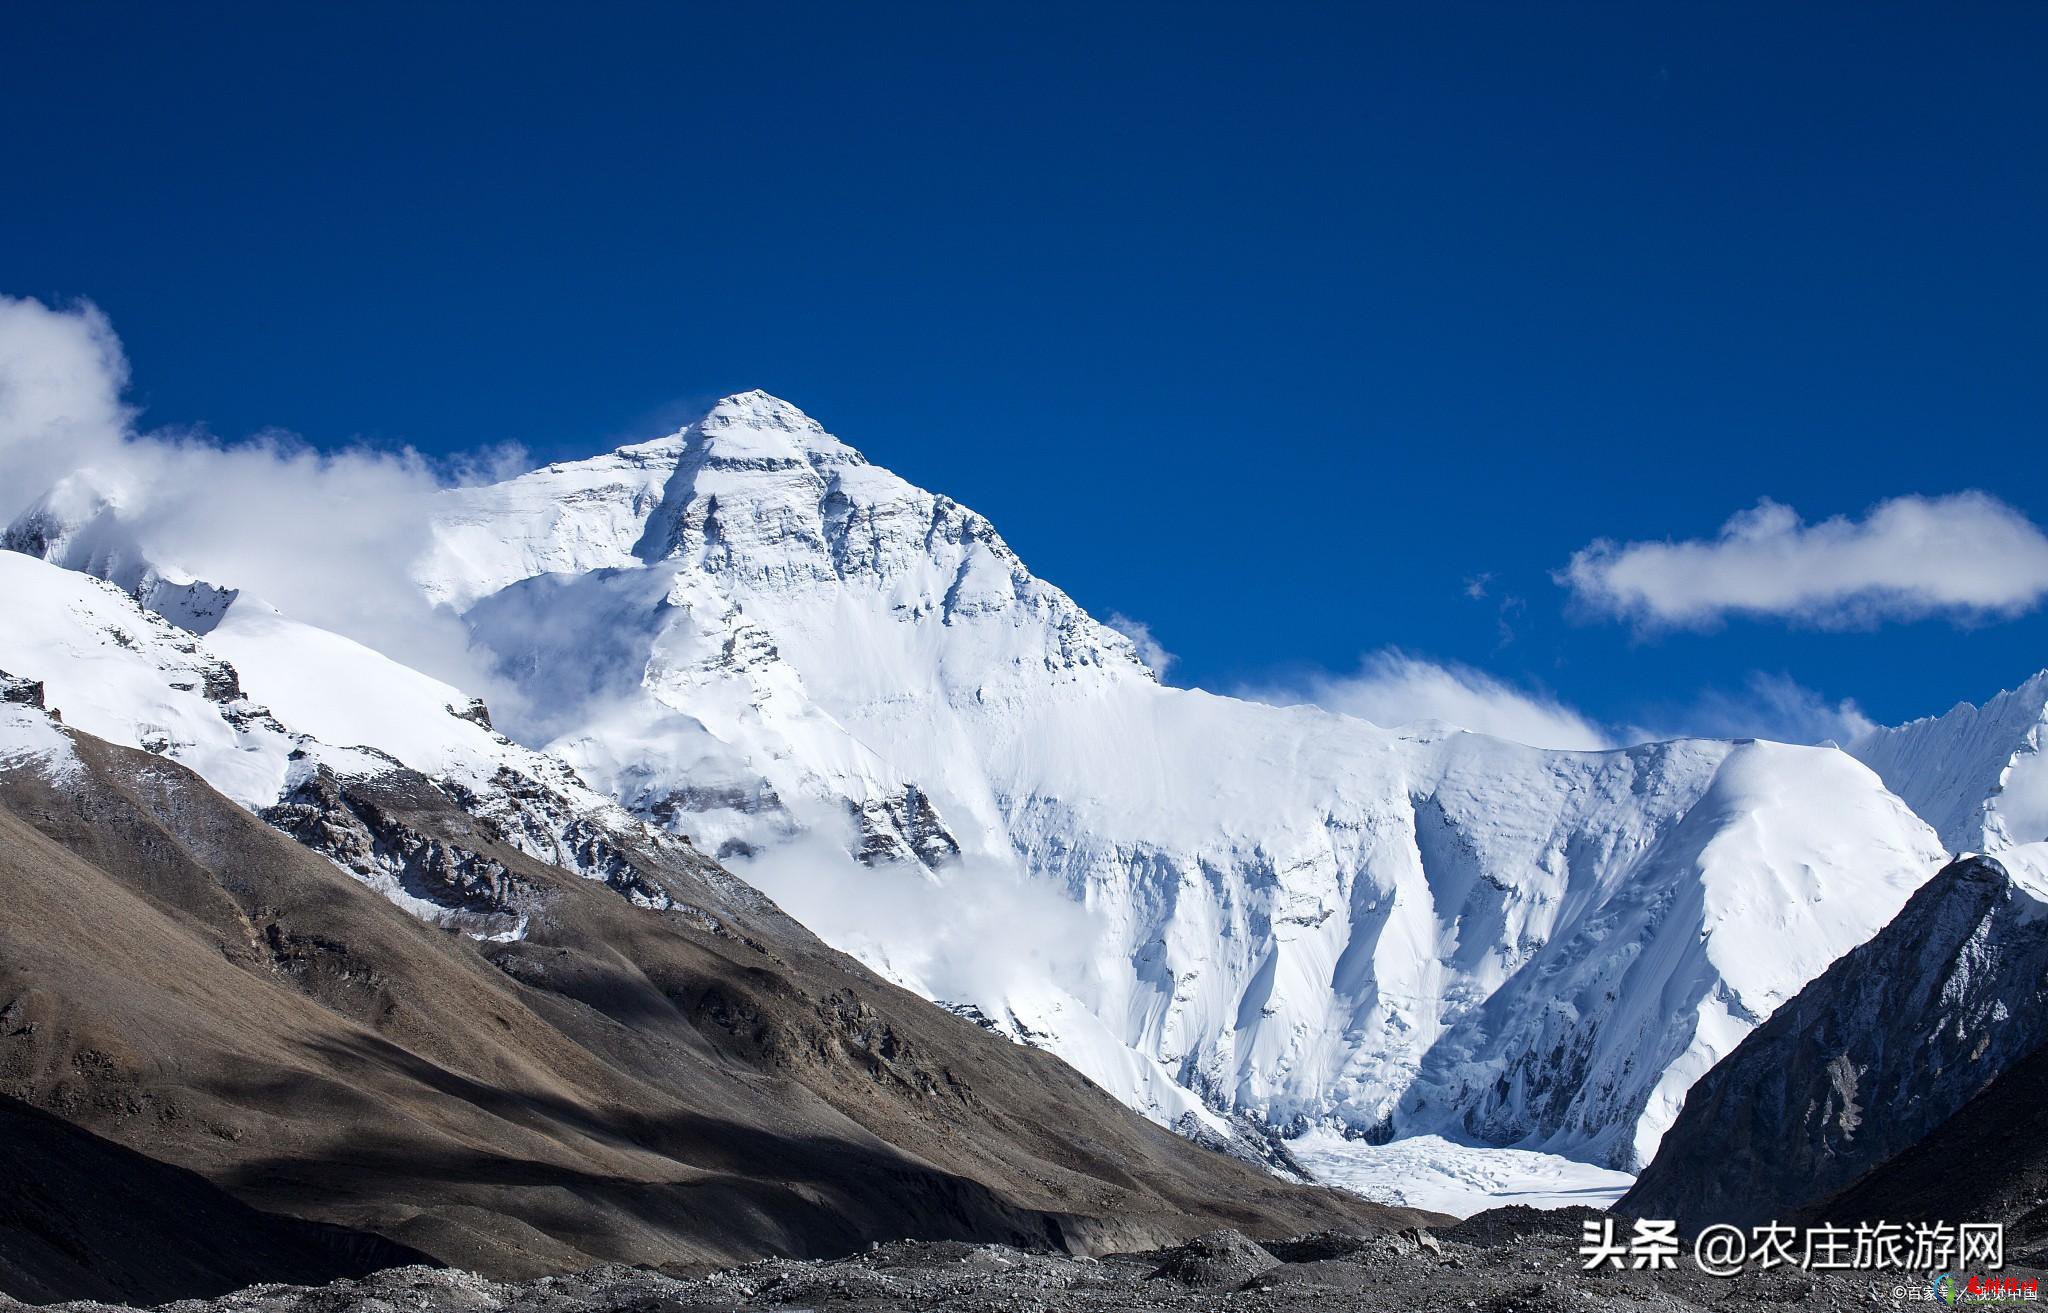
[0,294,512,702]
[1241,649,1614,751]
[1561,495,2048,629]
[0,294,1969,765]
[730,823,1099,1011]
[0,296,131,493]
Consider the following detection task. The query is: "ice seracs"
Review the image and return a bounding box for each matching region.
[1287,1130,1637,1218]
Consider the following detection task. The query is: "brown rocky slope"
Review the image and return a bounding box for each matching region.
[0,718,1426,1298]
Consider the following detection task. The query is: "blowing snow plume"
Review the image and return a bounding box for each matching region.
[1238,648,1613,751]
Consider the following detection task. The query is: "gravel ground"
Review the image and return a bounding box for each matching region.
[12,1208,2027,1313]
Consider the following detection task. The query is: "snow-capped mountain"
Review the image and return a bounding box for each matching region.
[1849,672,2048,854]
[5,391,1980,1184]
[0,548,686,938]
[410,391,1947,1171]
[0,567,1416,1283]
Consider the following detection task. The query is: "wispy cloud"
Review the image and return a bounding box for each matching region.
[730,820,1099,1012]
[1239,649,1613,751]
[1560,495,2048,629]
[1629,672,1877,748]
[1460,570,1526,646]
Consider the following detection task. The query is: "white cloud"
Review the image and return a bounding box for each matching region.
[1105,611,1176,677]
[1240,649,1613,751]
[1996,751,2048,847]
[730,821,1098,1012]
[0,295,511,706]
[1561,495,2048,629]
[0,296,130,499]
[1631,672,1878,748]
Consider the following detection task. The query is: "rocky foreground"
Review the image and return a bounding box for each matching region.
[5,1211,1987,1313]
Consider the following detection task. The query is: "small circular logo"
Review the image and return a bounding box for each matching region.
[1932,1274,1964,1307]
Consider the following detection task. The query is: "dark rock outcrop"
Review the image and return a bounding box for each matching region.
[264,766,548,938]
[1807,1038,2048,1263]
[851,785,962,869]
[0,673,42,709]
[447,697,494,731]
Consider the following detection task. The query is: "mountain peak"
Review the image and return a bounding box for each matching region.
[1851,671,2048,853]
[692,390,858,467]
[704,389,819,430]
[417,391,877,608]
[3,468,126,558]
[563,394,839,473]
[2,470,239,635]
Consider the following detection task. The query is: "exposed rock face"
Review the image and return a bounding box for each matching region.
[0,674,42,709]
[440,765,679,911]
[264,766,550,940]
[851,785,961,869]
[1621,854,2048,1230]
[1807,1038,2048,1264]
[446,697,493,731]
[1169,1110,1311,1181]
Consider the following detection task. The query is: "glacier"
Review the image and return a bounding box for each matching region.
[1286,1131,1637,1217]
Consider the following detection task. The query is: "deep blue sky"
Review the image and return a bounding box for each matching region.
[4,3,2043,732]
